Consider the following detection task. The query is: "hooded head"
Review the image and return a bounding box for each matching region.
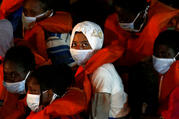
[70,21,104,65]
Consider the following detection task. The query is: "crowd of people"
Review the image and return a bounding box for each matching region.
[0,0,179,119]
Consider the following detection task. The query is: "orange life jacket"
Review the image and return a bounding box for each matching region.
[0,0,23,19]
[161,87,179,119]
[104,0,179,66]
[158,61,179,114]
[20,11,72,61]
[0,63,27,119]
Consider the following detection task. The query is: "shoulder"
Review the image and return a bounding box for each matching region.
[105,13,118,26]
[0,19,13,31]
[91,63,118,86]
[92,63,115,78]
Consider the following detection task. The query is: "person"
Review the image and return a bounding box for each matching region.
[17,0,75,67]
[0,19,13,58]
[0,0,23,38]
[104,0,179,66]
[152,30,179,116]
[26,64,83,119]
[0,18,14,106]
[0,46,36,119]
[70,21,130,119]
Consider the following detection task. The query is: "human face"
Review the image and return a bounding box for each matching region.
[116,6,147,32]
[4,60,26,83]
[154,44,176,58]
[27,76,40,95]
[71,32,92,50]
[27,76,53,106]
[116,7,137,23]
[23,0,45,17]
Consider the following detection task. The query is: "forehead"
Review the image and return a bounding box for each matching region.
[27,77,40,88]
[154,44,175,57]
[73,32,89,42]
[23,0,42,10]
[155,44,169,51]
[154,44,170,54]
[4,60,18,72]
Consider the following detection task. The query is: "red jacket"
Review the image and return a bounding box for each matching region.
[0,63,27,119]
[26,44,125,119]
[158,61,179,114]
[104,0,179,66]
[17,11,72,61]
[162,87,179,119]
[0,0,23,19]
[0,63,89,119]
[26,88,86,119]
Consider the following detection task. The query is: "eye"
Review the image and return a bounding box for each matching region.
[82,43,89,47]
[72,42,77,47]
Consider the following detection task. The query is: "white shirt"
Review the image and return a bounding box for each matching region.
[91,63,128,118]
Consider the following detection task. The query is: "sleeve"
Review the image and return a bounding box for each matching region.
[91,93,111,119]
[91,67,113,93]
[0,94,27,119]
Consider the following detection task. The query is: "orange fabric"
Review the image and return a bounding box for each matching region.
[158,61,179,114]
[0,0,23,19]
[22,11,72,60]
[26,45,124,119]
[162,87,179,119]
[0,90,27,119]
[104,1,179,66]
[15,39,52,66]
[75,45,125,107]
[0,64,27,119]
[26,88,86,119]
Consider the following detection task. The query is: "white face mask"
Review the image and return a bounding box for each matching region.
[152,52,179,74]
[3,71,31,94]
[22,10,53,30]
[26,93,40,112]
[70,48,94,65]
[27,90,58,112]
[119,5,149,32]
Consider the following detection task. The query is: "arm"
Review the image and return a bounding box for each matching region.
[91,92,111,119]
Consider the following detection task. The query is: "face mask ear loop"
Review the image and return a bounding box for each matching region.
[134,5,150,32]
[143,5,150,18]
[174,52,179,60]
[24,71,31,81]
[132,12,141,24]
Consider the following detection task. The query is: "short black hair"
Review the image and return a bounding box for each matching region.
[154,30,179,54]
[113,0,148,13]
[29,64,74,96]
[39,0,70,11]
[4,46,35,72]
